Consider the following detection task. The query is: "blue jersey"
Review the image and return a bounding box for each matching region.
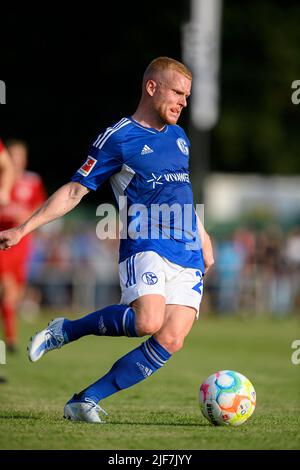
[71,117,205,272]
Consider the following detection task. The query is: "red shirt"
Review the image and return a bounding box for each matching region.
[0,139,4,153]
[0,171,46,230]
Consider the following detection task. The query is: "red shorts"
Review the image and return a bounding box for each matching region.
[0,236,32,284]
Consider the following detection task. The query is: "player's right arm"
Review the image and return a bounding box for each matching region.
[196,213,214,273]
[0,181,89,250]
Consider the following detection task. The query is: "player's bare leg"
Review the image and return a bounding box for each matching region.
[154,304,197,354]
[130,293,166,336]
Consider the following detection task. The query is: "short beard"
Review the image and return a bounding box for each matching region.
[157,108,178,126]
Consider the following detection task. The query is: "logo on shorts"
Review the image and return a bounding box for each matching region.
[142,272,158,285]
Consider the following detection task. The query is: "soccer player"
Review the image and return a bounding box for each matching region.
[0,140,46,351]
[0,138,15,383]
[0,57,214,421]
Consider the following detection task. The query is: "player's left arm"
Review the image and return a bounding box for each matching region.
[196,213,214,273]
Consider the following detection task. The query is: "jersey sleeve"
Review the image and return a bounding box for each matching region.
[71,134,123,191]
[178,126,190,147]
[0,139,4,152]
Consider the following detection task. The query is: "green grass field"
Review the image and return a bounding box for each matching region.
[0,313,299,450]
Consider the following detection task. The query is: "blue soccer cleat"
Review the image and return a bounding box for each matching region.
[27,317,68,362]
[63,395,108,423]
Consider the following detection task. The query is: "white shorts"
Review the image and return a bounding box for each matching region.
[119,251,204,317]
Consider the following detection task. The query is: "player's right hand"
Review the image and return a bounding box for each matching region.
[0,228,22,250]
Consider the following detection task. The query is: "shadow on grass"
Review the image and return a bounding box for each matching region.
[98,420,208,427]
[0,412,40,420]
[0,413,209,426]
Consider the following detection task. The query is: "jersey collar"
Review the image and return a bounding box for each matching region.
[128,117,168,135]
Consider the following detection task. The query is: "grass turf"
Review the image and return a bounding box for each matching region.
[0,313,299,450]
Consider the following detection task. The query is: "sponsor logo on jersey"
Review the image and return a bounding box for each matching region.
[164,172,190,183]
[147,173,163,189]
[176,137,189,155]
[147,172,190,189]
[142,272,158,285]
[78,156,97,176]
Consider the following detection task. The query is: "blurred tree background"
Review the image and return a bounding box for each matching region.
[213,0,300,174]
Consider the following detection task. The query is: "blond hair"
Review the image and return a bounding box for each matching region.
[143,57,192,83]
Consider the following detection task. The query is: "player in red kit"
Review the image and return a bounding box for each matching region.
[0,139,46,351]
[0,138,15,383]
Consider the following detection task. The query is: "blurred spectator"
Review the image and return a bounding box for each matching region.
[202,223,300,316]
[285,227,300,267]
[214,232,245,313]
[284,227,300,312]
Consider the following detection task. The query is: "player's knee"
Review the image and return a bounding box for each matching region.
[158,335,184,354]
[135,314,164,336]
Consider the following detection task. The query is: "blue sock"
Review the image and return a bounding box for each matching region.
[75,336,172,403]
[63,304,139,341]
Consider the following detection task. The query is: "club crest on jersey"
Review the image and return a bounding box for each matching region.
[176,138,189,156]
[78,156,97,176]
[142,272,158,285]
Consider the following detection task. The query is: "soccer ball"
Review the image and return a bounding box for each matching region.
[199,370,256,427]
